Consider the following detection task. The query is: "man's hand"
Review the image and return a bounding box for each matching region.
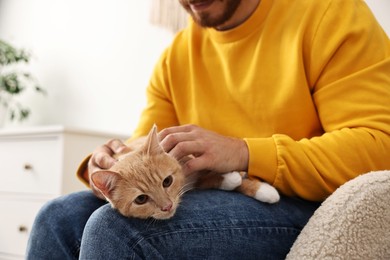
[88,139,128,199]
[158,124,249,175]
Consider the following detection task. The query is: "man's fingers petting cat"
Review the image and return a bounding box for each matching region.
[158,124,203,152]
[87,139,128,175]
[105,138,128,154]
[158,124,195,140]
[89,141,120,172]
[178,153,227,177]
[181,156,209,175]
[167,140,204,162]
[89,152,117,172]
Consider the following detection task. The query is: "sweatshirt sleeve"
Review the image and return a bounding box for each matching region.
[131,47,179,139]
[246,0,390,201]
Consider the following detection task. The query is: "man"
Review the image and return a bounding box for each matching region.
[27,0,390,259]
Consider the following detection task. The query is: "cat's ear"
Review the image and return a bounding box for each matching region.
[144,124,165,156]
[90,170,121,200]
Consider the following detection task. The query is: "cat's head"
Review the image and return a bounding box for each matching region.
[90,125,188,220]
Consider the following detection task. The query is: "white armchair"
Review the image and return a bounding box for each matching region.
[287,170,390,259]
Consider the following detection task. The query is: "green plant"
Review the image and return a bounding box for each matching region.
[0,39,45,121]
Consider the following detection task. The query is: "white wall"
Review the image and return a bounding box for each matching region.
[0,0,389,136]
[366,0,390,36]
[0,0,173,136]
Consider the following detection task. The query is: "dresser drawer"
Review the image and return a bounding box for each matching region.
[0,198,47,258]
[0,137,62,195]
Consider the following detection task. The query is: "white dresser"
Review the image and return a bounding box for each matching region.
[0,126,127,260]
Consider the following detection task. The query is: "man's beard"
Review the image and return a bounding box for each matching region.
[179,0,242,28]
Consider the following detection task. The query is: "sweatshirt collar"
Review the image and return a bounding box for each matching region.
[206,0,273,43]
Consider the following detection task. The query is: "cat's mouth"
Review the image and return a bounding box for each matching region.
[153,208,177,220]
[152,202,178,220]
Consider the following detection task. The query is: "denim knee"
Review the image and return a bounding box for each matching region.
[79,191,321,260]
[80,204,141,259]
[27,197,81,259]
[27,191,105,260]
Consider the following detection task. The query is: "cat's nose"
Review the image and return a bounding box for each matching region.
[161,202,173,212]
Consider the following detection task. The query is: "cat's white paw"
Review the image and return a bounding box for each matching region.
[219,171,242,190]
[255,182,280,203]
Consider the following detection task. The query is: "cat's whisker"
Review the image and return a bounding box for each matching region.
[151,211,170,220]
[145,217,157,230]
[177,189,188,198]
[180,182,195,194]
[175,184,193,203]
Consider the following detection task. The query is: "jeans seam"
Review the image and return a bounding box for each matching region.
[131,226,300,249]
[149,226,299,238]
[70,238,82,260]
[130,226,299,260]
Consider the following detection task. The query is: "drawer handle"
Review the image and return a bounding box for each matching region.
[18,225,28,233]
[24,164,33,171]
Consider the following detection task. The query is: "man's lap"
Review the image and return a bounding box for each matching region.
[78,189,320,259]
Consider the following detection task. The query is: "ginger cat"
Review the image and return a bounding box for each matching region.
[90,125,279,220]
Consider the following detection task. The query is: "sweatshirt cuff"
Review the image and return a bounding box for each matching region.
[243,137,278,185]
[76,154,92,188]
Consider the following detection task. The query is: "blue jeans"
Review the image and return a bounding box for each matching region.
[26,190,320,260]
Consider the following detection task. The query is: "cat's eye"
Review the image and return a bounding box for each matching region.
[135,194,149,205]
[163,176,173,188]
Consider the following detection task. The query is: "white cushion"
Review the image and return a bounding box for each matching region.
[287,170,390,259]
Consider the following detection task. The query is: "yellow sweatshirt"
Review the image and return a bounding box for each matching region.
[78,0,390,201]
